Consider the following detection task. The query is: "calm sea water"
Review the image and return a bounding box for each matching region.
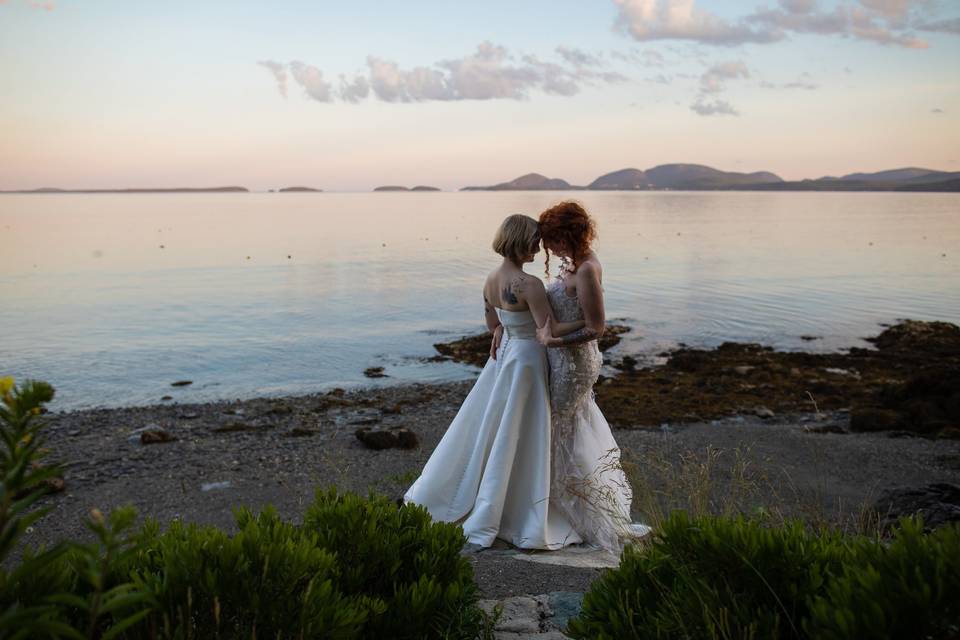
[1,191,957,411]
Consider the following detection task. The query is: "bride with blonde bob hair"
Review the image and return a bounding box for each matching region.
[405,214,589,549]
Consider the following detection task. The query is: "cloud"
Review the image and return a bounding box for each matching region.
[613,0,780,46]
[258,60,288,99]
[690,98,739,116]
[289,61,333,102]
[699,60,749,94]
[556,46,603,67]
[368,57,453,101]
[436,42,540,100]
[858,0,914,20]
[260,42,627,104]
[0,0,56,9]
[916,17,960,34]
[338,75,370,103]
[780,0,817,14]
[613,0,934,48]
[746,3,929,48]
[761,71,819,89]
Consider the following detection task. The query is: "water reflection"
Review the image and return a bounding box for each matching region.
[0,191,957,410]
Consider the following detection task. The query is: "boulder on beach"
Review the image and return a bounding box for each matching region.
[872,483,960,531]
[355,426,419,450]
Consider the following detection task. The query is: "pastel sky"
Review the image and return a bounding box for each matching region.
[1,0,958,191]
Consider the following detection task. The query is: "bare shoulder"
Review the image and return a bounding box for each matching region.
[578,259,603,282]
[511,272,544,295]
[483,270,498,297]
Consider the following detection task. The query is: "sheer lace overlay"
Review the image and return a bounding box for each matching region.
[546,273,634,552]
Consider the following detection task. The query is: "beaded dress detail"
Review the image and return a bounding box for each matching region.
[545,264,634,552]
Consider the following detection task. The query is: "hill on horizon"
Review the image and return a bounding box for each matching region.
[459,164,958,192]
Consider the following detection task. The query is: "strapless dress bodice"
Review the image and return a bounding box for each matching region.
[496,307,538,339]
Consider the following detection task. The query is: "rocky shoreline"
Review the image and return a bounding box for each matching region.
[17,319,960,605]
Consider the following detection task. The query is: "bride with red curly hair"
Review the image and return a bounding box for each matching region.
[535,200,647,553]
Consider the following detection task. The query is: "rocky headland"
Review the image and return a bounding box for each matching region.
[458,165,960,192]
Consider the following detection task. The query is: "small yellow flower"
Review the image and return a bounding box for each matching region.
[0,376,13,398]
[30,407,41,416]
[90,508,104,525]
[19,433,32,446]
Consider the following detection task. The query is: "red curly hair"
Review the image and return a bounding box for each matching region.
[538,200,597,276]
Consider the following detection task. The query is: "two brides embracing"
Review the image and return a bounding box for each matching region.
[405,201,647,554]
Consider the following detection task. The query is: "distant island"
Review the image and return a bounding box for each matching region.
[373,185,442,192]
[0,186,250,193]
[462,173,573,191]
[3,166,958,193]
[461,165,960,192]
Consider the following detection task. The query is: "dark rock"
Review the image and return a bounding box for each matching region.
[850,407,901,432]
[803,424,846,434]
[355,426,419,450]
[364,366,388,378]
[872,483,960,531]
[141,429,177,444]
[800,335,821,341]
[433,333,494,368]
[614,355,638,372]
[177,412,200,420]
[597,324,630,352]
[170,380,193,387]
[161,395,173,401]
[751,406,775,419]
[547,591,584,631]
[867,320,960,356]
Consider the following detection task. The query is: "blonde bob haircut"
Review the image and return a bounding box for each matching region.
[492,214,540,263]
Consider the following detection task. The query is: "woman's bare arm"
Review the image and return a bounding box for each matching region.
[483,279,501,333]
[516,276,585,336]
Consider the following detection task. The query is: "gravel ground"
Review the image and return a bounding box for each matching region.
[20,380,960,598]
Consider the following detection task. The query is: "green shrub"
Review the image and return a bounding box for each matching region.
[805,518,960,639]
[125,506,372,639]
[0,376,490,639]
[303,488,485,639]
[569,512,960,640]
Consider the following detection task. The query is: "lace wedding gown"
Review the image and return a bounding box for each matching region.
[546,275,640,552]
[404,307,582,549]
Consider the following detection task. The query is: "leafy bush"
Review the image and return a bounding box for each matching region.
[0,375,491,639]
[303,488,485,639]
[805,517,960,639]
[569,512,960,640]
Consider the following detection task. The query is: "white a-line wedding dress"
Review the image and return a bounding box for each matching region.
[404,307,582,549]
